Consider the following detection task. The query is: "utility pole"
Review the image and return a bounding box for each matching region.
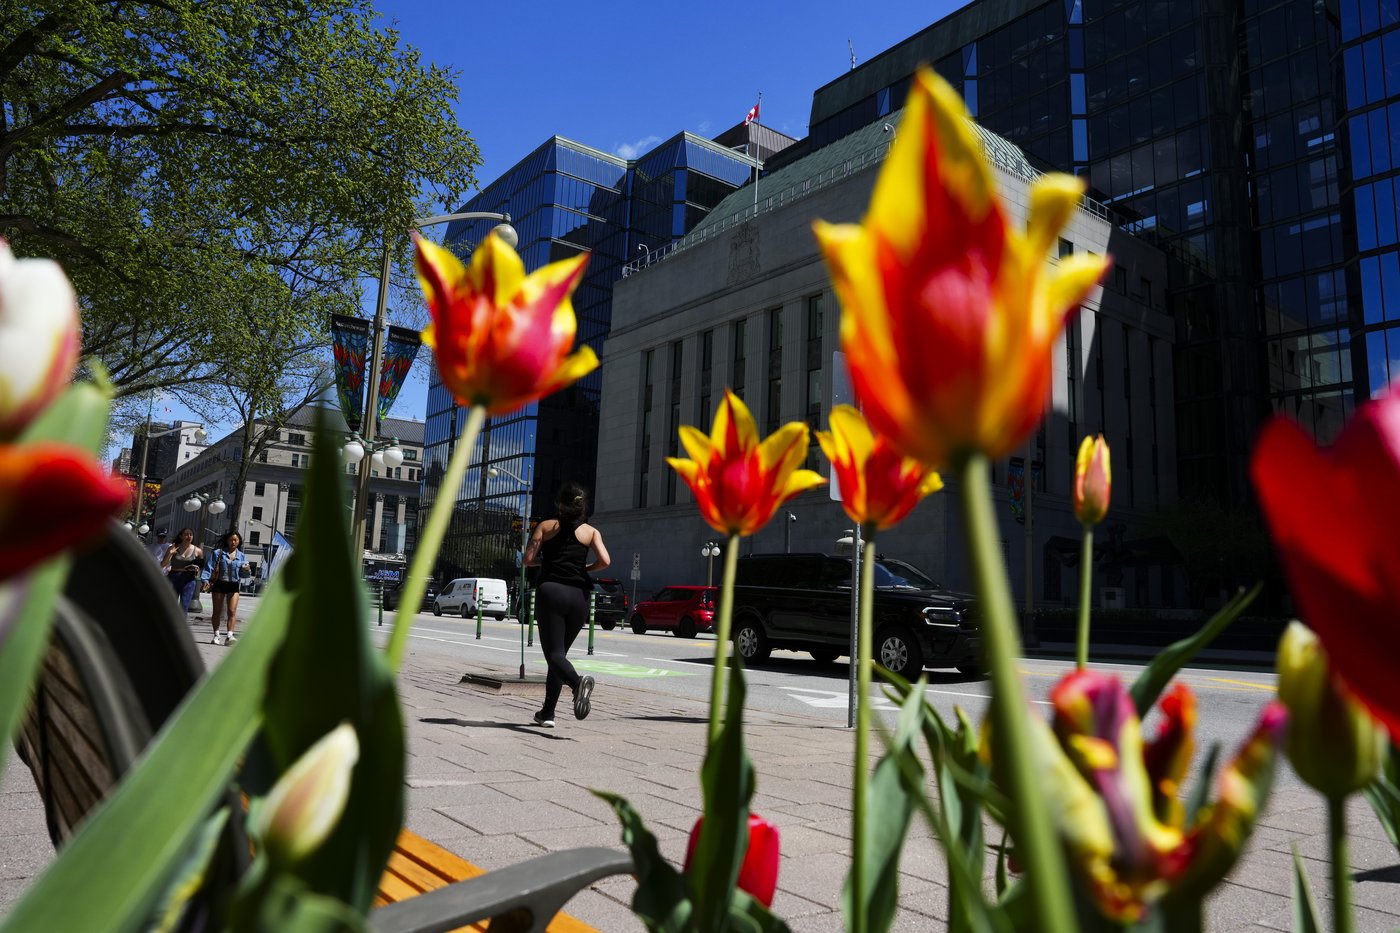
[351,243,393,558]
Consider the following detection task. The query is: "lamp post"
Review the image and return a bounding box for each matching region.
[701,541,721,588]
[350,211,517,559]
[784,511,796,553]
[489,464,532,679]
[342,435,405,551]
[131,396,206,529]
[182,490,227,544]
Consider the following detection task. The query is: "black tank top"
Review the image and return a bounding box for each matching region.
[539,519,590,589]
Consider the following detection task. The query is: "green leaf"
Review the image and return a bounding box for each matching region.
[18,380,113,454]
[0,581,294,933]
[691,655,757,933]
[843,681,921,933]
[592,790,692,933]
[150,809,231,933]
[1290,845,1322,933]
[1362,743,1400,851]
[1185,743,1221,826]
[1130,583,1261,716]
[260,411,404,912]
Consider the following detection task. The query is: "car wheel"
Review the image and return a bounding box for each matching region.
[433,603,442,617]
[810,648,840,665]
[734,617,771,664]
[876,625,924,680]
[630,614,646,635]
[601,620,616,631]
[461,603,473,619]
[677,616,697,639]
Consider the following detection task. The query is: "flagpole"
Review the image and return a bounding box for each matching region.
[751,92,761,214]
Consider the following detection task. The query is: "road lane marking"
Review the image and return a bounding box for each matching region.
[1203,677,1276,691]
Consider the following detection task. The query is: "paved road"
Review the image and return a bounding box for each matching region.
[379,607,1293,791]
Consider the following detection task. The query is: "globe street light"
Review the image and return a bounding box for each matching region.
[351,212,516,556]
[701,541,721,588]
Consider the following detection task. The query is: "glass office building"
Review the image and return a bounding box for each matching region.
[805,0,1398,505]
[421,133,761,582]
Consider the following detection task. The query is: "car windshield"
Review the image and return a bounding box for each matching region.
[872,558,941,590]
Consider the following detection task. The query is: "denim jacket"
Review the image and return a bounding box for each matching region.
[201,547,250,583]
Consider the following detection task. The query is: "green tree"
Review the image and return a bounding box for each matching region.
[0,0,479,409]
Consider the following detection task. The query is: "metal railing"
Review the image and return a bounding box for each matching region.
[620,133,1117,280]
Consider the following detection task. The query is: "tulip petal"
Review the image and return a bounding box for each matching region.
[679,425,713,464]
[0,444,129,582]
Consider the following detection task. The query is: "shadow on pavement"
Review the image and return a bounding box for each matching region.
[625,714,708,724]
[650,652,986,685]
[420,716,568,737]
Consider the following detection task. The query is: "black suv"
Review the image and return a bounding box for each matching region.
[381,579,441,613]
[592,578,627,631]
[730,553,979,679]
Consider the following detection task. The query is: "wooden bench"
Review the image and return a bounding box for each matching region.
[376,829,605,933]
[13,525,632,933]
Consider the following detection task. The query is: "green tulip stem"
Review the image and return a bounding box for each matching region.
[385,404,486,672]
[1330,794,1353,933]
[956,452,1076,931]
[851,529,877,933]
[1076,526,1093,669]
[706,533,741,746]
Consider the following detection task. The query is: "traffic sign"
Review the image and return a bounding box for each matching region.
[630,568,641,581]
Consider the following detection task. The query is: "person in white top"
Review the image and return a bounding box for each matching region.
[145,529,169,571]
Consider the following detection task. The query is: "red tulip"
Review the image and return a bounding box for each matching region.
[816,405,943,530]
[1251,387,1400,738]
[1073,434,1112,526]
[413,231,597,416]
[667,390,825,537]
[0,443,129,581]
[684,813,780,907]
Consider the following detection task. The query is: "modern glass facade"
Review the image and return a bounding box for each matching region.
[806,0,1399,505]
[422,134,757,582]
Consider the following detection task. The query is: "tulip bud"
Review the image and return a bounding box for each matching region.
[0,241,80,439]
[1276,621,1385,798]
[255,723,359,865]
[684,813,780,907]
[1073,435,1112,526]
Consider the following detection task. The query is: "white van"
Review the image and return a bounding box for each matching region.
[434,577,509,620]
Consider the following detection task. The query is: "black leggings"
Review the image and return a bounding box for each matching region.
[537,582,587,717]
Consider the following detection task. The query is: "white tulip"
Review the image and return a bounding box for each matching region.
[255,722,360,865]
[0,240,79,437]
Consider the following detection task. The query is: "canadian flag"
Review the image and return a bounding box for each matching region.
[744,100,760,126]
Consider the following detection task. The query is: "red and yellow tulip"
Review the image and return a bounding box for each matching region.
[668,390,825,537]
[1073,434,1112,526]
[816,404,942,530]
[1021,670,1285,922]
[1251,385,1400,739]
[0,241,80,440]
[413,232,598,416]
[814,70,1109,468]
[685,813,781,908]
[0,443,129,581]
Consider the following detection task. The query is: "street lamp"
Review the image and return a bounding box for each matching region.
[784,511,797,553]
[701,541,721,587]
[350,211,516,557]
[183,490,226,543]
[489,464,532,679]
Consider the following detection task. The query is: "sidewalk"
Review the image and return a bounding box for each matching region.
[3,621,1398,931]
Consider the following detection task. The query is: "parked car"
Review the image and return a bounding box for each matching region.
[629,586,716,638]
[381,579,440,613]
[729,553,980,679]
[434,577,509,619]
[591,578,627,630]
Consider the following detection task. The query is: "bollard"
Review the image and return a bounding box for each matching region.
[475,596,483,639]
[527,589,536,647]
[587,590,596,655]
[377,582,384,627]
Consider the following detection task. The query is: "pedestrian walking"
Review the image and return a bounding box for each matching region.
[160,527,204,616]
[145,528,169,569]
[523,481,610,727]
[201,531,250,646]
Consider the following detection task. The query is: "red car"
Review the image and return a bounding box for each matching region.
[629,586,717,638]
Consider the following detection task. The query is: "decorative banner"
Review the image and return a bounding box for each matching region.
[330,314,371,434]
[376,324,423,423]
[1007,458,1043,525]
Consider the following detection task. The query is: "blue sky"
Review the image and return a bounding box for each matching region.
[142,0,960,452]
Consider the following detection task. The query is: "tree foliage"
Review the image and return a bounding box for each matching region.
[0,0,480,409]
